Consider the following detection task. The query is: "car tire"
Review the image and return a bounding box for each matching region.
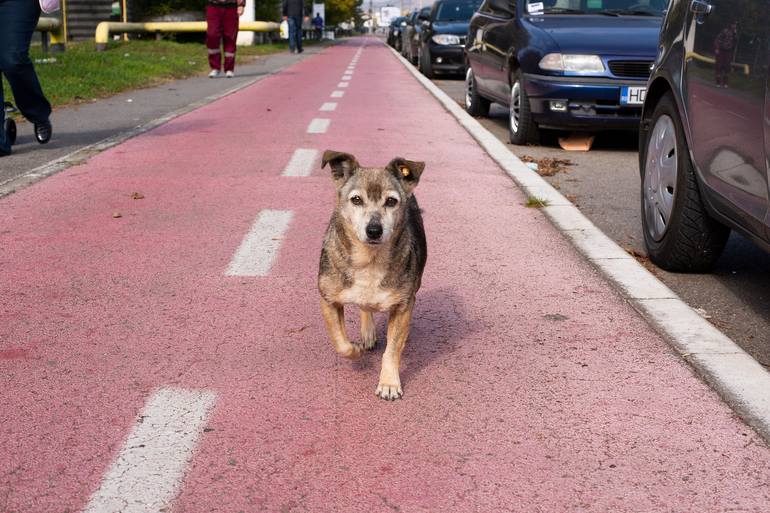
[508,69,539,145]
[419,46,434,78]
[640,92,729,272]
[464,67,490,117]
[395,37,401,52]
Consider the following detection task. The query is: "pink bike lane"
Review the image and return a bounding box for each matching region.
[1,38,770,512]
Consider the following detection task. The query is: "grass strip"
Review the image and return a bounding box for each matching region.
[3,39,312,110]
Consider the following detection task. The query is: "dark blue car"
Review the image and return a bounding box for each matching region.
[417,0,482,78]
[464,0,666,144]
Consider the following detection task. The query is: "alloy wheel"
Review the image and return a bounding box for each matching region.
[465,69,474,110]
[509,81,521,133]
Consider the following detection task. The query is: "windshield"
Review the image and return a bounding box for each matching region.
[436,1,480,21]
[525,0,668,16]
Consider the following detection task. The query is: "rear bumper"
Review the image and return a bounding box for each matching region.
[523,73,646,130]
[427,43,465,73]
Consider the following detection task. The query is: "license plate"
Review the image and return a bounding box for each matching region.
[620,86,646,105]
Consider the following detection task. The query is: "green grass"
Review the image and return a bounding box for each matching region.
[3,39,311,110]
[525,197,549,208]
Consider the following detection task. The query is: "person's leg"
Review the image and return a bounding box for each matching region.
[206,5,223,71]
[0,78,9,155]
[222,7,238,72]
[0,0,52,126]
[287,17,297,52]
[292,16,303,52]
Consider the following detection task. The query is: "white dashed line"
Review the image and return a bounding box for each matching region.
[282,148,318,177]
[342,75,352,81]
[319,102,337,112]
[226,209,293,276]
[331,90,345,98]
[82,388,217,513]
[337,82,349,88]
[306,118,331,134]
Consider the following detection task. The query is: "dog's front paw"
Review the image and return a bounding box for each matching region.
[339,343,364,360]
[375,382,403,401]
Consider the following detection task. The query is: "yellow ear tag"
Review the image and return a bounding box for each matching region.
[400,165,410,177]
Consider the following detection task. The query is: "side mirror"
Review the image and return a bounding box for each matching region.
[489,0,513,15]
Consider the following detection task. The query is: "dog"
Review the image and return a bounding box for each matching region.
[318,150,427,400]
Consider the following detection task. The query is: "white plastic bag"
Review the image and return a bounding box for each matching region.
[39,0,60,13]
[279,20,289,40]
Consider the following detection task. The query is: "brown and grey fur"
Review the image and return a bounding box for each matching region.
[318,150,426,400]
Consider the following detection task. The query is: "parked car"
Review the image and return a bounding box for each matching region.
[464,0,665,144]
[639,0,769,271]
[417,0,482,78]
[402,7,432,65]
[387,16,408,51]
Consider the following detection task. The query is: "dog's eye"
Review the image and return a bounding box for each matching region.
[350,195,363,206]
[385,197,398,207]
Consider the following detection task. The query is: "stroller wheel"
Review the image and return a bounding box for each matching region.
[5,118,17,146]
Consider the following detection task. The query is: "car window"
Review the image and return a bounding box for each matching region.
[524,0,667,15]
[435,1,481,21]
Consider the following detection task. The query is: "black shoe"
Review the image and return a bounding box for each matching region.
[34,120,52,144]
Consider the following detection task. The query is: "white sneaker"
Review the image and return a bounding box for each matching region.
[208,69,221,78]
[225,70,234,78]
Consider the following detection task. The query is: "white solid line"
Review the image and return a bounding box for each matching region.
[306,118,330,134]
[226,210,293,276]
[337,82,349,88]
[388,43,770,442]
[331,90,345,98]
[319,102,337,112]
[282,148,318,177]
[83,388,217,513]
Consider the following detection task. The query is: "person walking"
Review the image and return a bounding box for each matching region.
[0,0,54,157]
[282,0,305,54]
[206,0,245,78]
[714,21,737,88]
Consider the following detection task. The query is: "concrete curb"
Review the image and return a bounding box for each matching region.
[388,44,770,442]
[0,54,306,200]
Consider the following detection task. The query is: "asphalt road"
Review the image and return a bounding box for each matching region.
[433,75,770,368]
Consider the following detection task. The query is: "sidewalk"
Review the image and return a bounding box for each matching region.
[1,37,770,513]
[0,44,325,196]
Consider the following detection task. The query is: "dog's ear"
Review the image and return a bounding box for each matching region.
[322,150,359,187]
[387,157,425,194]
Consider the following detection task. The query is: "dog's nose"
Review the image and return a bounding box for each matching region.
[366,222,383,240]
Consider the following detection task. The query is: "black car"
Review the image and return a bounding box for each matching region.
[639,0,769,271]
[464,0,665,144]
[387,16,408,51]
[401,7,432,65]
[417,0,481,78]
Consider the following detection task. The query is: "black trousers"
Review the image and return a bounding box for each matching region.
[1,0,52,151]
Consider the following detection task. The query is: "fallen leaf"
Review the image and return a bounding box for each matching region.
[287,325,310,334]
[131,192,145,200]
[520,155,574,176]
[112,212,122,218]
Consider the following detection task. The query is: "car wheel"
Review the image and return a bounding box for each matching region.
[395,37,401,52]
[464,67,490,117]
[419,46,434,78]
[508,70,539,145]
[640,92,729,272]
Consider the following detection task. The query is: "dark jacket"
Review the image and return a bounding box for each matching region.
[282,0,304,18]
[208,0,245,6]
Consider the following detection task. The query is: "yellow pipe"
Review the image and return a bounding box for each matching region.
[95,21,280,50]
[36,17,66,49]
[685,51,750,76]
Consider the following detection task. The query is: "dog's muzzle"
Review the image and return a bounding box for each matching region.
[365,221,383,243]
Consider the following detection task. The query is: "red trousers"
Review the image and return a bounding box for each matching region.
[206,5,239,72]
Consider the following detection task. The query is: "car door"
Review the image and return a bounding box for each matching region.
[468,0,516,101]
[682,0,769,235]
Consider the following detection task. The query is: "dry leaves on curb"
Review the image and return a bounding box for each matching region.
[520,155,574,176]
